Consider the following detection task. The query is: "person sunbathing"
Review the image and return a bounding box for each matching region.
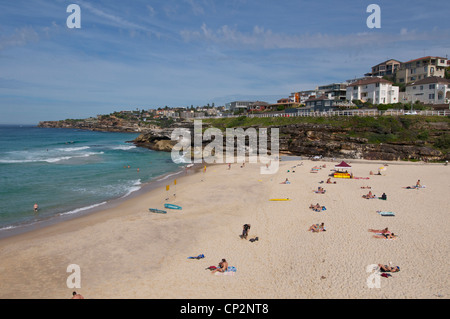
[280,178,290,184]
[211,259,228,274]
[315,187,326,194]
[378,264,400,273]
[361,186,371,189]
[362,191,375,199]
[326,178,336,184]
[309,203,324,211]
[373,232,397,239]
[368,227,390,234]
[308,223,325,232]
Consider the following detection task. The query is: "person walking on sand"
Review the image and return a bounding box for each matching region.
[242,224,251,239]
[71,291,84,299]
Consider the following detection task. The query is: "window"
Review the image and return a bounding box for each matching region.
[411,68,416,74]
[399,78,405,83]
[376,83,380,87]
[413,86,416,90]
[420,86,423,90]
[429,94,435,99]
[429,84,435,89]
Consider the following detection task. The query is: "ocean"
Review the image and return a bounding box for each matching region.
[0,125,186,236]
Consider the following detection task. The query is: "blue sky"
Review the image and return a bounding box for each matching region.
[1,0,449,124]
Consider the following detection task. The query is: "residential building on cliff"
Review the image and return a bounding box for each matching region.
[316,83,348,101]
[346,77,399,104]
[226,101,254,112]
[404,76,450,104]
[396,56,448,84]
[365,59,402,77]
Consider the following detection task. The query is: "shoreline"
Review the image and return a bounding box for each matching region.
[0,156,443,241]
[0,157,448,299]
[0,163,193,240]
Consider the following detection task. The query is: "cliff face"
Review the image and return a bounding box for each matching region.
[38,117,157,133]
[278,124,445,161]
[132,121,449,161]
[38,116,449,161]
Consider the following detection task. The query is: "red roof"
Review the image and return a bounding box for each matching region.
[335,161,351,168]
[403,56,446,64]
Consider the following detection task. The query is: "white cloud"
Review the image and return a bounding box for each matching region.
[181,23,450,50]
[78,0,161,37]
[0,26,39,51]
[184,0,205,15]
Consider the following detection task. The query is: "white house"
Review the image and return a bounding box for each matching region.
[404,76,450,104]
[346,77,399,104]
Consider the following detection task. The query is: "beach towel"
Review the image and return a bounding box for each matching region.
[188,254,205,259]
[214,266,237,276]
[377,211,395,216]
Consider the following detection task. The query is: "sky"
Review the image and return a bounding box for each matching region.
[0,0,449,124]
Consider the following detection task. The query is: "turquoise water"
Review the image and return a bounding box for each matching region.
[0,125,185,232]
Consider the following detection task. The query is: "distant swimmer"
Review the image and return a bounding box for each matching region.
[34,203,39,212]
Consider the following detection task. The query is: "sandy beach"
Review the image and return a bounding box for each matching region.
[0,158,449,299]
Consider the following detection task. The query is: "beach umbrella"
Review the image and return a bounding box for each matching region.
[335,161,351,168]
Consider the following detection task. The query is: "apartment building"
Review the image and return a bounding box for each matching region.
[404,76,450,104]
[346,77,399,104]
[365,59,402,77]
[225,101,254,112]
[396,56,448,84]
[316,83,348,101]
[290,90,316,104]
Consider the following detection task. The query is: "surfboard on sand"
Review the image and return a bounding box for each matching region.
[149,208,167,214]
[377,211,395,216]
[269,198,291,201]
[164,203,182,210]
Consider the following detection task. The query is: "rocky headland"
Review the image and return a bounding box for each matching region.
[39,115,450,161]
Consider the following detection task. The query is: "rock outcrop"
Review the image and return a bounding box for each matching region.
[132,121,449,161]
[38,117,157,133]
[38,116,449,161]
